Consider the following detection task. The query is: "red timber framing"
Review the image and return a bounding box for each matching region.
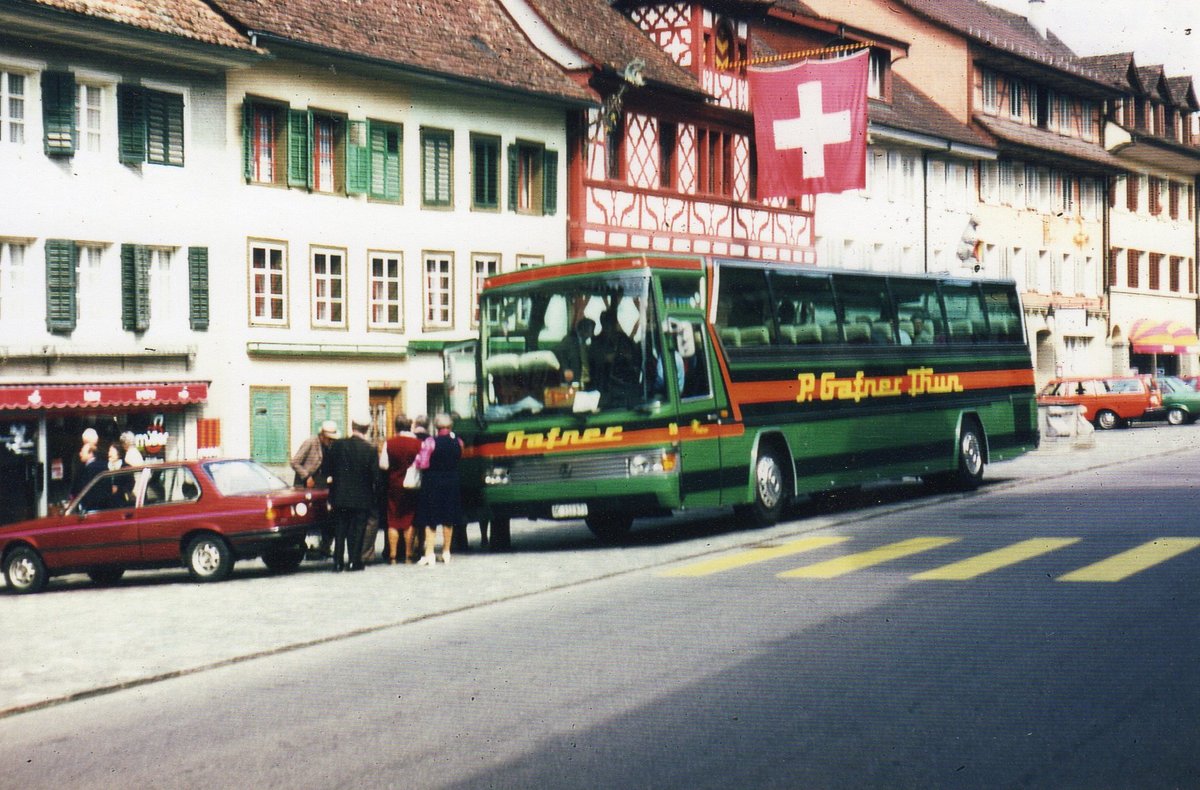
[569,3,816,264]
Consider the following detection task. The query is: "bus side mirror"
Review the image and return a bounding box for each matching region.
[666,319,695,358]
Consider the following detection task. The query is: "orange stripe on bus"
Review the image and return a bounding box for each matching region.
[464,421,744,459]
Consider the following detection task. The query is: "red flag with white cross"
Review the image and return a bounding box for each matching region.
[748,51,869,198]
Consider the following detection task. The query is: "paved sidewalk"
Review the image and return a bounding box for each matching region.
[1,424,1196,717]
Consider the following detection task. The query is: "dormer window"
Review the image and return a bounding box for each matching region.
[867,49,888,100]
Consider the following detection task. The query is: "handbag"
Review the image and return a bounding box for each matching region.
[402,463,422,489]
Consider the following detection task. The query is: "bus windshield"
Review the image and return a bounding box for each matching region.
[480,273,663,420]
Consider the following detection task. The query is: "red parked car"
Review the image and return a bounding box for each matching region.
[1,459,331,594]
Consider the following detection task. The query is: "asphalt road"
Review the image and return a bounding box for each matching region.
[2,431,1199,788]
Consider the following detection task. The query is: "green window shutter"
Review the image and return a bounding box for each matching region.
[120,244,151,332]
[250,389,290,465]
[543,149,559,216]
[472,136,499,208]
[288,109,311,189]
[42,71,77,156]
[370,122,402,201]
[44,239,77,333]
[118,85,146,164]
[421,129,452,206]
[188,246,209,331]
[146,90,184,166]
[507,144,518,211]
[346,120,370,195]
[242,101,254,180]
[310,389,347,438]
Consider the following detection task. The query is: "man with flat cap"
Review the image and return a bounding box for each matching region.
[324,414,378,572]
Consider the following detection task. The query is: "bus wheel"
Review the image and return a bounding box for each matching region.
[952,422,985,489]
[489,517,512,552]
[586,513,634,543]
[736,446,787,526]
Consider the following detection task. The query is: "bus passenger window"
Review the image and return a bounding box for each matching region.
[940,282,987,344]
[768,271,836,346]
[716,265,771,343]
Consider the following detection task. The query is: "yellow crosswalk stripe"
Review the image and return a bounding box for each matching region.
[661,535,850,577]
[779,536,958,579]
[911,538,1081,581]
[1057,538,1200,582]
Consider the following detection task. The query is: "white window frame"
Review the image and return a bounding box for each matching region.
[249,240,288,327]
[312,114,337,193]
[148,246,178,330]
[981,71,998,114]
[516,254,543,270]
[76,81,105,154]
[471,253,501,327]
[1,70,28,145]
[74,243,106,334]
[367,250,403,330]
[310,246,346,329]
[423,251,453,329]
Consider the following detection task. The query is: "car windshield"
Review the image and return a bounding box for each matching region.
[479,273,663,420]
[1158,376,1188,394]
[203,459,291,495]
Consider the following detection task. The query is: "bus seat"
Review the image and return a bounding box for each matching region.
[518,350,561,372]
[795,324,822,343]
[972,319,988,337]
[845,323,871,343]
[822,322,842,342]
[484,353,520,375]
[950,320,974,339]
[873,321,895,343]
[739,326,770,346]
[777,325,798,344]
[898,320,914,340]
[719,327,742,347]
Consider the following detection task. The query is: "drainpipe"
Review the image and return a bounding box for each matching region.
[922,150,930,273]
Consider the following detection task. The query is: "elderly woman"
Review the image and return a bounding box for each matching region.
[383,414,422,563]
[412,413,466,565]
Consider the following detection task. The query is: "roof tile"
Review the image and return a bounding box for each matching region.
[28,0,254,50]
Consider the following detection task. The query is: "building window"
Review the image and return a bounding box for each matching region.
[868,49,887,100]
[1108,248,1121,288]
[311,114,341,193]
[76,243,105,334]
[75,82,103,153]
[311,247,346,328]
[119,85,185,166]
[471,134,500,210]
[606,113,625,181]
[1170,256,1182,292]
[44,239,77,332]
[250,241,287,326]
[188,246,209,330]
[1126,175,1140,213]
[1169,181,1180,219]
[472,253,500,326]
[421,128,453,207]
[1,71,26,144]
[148,247,177,329]
[1147,253,1163,290]
[423,251,453,328]
[1148,176,1163,216]
[1059,174,1075,215]
[369,121,402,201]
[0,241,28,322]
[981,71,998,114]
[516,254,542,270]
[698,128,732,196]
[1080,100,1095,140]
[243,100,286,185]
[508,141,559,215]
[118,244,151,332]
[659,122,677,189]
[1008,80,1024,121]
[368,251,403,330]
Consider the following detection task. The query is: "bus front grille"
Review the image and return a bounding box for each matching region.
[506,454,631,485]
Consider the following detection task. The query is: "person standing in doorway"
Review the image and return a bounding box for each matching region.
[413,413,466,566]
[383,415,422,563]
[324,415,378,572]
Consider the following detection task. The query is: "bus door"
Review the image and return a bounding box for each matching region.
[666,316,724,507]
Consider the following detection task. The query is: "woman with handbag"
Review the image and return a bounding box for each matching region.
[382,415,423,564]
[413,413,466,565]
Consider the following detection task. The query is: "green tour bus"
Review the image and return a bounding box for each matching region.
[443,253,1039,549]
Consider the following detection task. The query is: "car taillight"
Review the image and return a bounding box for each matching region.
[265,499,276,522]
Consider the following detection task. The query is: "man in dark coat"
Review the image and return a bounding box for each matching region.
[324,414,378,572]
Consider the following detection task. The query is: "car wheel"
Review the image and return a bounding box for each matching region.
[185,534,233,582]
[87,567,125,586]
[585,513,634,543]
[734,445,787,526]
[1167,407,1187,426]
[261,544,306,574]
[4,546,48,594]
[1094,409,1120,430]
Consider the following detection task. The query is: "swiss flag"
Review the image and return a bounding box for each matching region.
[748,51,869,198]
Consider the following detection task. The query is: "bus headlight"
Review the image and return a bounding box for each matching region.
[484,466,510,486]
[629,450,677,476]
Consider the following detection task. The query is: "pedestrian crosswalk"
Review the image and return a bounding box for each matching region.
[660,536,1200,582]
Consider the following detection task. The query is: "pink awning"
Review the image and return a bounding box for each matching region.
[0,382,209,411]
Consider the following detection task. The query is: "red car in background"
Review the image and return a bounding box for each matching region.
[1036,375,1163,429]
[1,459,331,594]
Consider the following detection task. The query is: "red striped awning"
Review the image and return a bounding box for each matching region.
[1128,319,1200,355]
[0,382,209,411]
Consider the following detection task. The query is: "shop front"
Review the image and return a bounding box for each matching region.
[1127,318,1200,377]
[0,381,209,524]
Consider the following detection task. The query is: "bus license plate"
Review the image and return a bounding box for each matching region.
[551,503,588,519]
